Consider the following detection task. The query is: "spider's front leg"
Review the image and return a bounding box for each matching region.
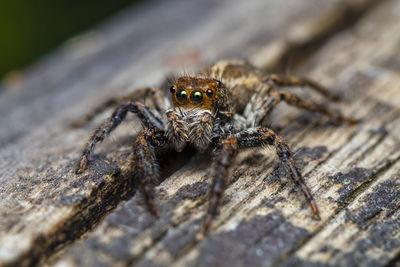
[71,87,168,128]
[235,127,320,219]
[132,128,168,215]
[76,101,164,174]
[203,136,238,232]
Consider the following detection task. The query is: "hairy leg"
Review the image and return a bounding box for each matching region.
[132,128,168,215]
[263,74,340,101]
[252,81,355,126]
[203,135,238,232]
[71,87,169,127]
[235,127,320,219]
[76,101,164,173]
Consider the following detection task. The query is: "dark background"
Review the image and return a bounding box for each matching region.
[0,0,141,80]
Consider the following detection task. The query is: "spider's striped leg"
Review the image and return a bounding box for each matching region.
[71,87,168,127]
[132,128,168,216]
[235,127,320,219]
[263,74,340,101]
[76,101,165,174]
[252,82,356,127]
[203,135,238,233]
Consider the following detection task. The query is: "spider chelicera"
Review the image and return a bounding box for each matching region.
[75,59,355,232]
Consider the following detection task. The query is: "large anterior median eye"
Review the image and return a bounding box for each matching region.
[190,90,203,104]
[176,89,188,103]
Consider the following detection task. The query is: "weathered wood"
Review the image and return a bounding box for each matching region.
[0,0,399,266]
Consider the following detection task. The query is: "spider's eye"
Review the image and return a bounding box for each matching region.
[206,89,213,97]
[190,90,203,104]
[215,80,222,87]
[170,86,176,94]
[176,89,188,103]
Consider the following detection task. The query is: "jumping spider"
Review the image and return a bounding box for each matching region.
[75,59,355,232]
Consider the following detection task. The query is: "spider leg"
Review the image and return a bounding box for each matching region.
[263,74,340,101]
[235,127,320,219]
[76,101,165,174]
[71,87,169,127]
[203,135,238,233]
[253,81,355,126]
[132,128,168,215]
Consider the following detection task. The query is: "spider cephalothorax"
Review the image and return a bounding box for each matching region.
[75,60,355,232]
[167,77,232,153]
[169,77,231,111]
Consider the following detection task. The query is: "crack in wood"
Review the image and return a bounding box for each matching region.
[262,0,389,73]
[1,0,399,266]
[273,154,400,265]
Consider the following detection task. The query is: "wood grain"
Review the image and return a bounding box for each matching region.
[0,0,398,266]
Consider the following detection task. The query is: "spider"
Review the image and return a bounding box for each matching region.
[75,59,355,232]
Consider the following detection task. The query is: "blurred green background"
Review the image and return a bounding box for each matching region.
[0,0,141,80]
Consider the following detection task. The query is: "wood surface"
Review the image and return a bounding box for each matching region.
[0,0,399,266]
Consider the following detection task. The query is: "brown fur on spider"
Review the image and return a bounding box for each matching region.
[75,59,355,233]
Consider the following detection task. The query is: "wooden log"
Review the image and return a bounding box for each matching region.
[0,0,398,266]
